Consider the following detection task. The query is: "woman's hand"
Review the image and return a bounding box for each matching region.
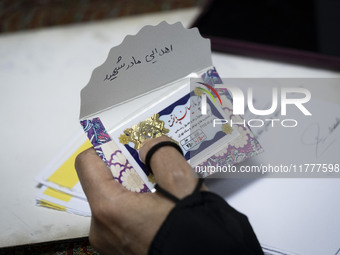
[75,136,206,255]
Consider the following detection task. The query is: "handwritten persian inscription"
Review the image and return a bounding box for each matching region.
[104,44,174,82]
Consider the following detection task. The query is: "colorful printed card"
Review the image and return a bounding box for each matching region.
[109,83,239,191]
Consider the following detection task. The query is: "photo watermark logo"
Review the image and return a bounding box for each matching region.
[190,78,340,179]
[194,79,312,128]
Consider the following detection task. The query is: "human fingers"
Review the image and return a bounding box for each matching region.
[75,148,175,255]
[139,137,207,199]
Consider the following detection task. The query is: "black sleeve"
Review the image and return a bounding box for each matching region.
[148,191,264,255]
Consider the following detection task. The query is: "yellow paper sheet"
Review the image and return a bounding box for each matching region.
[47,140,92,188]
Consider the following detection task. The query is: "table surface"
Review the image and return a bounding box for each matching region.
[1,7,340,253]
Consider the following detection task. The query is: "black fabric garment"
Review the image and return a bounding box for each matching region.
[148,181,263,255]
